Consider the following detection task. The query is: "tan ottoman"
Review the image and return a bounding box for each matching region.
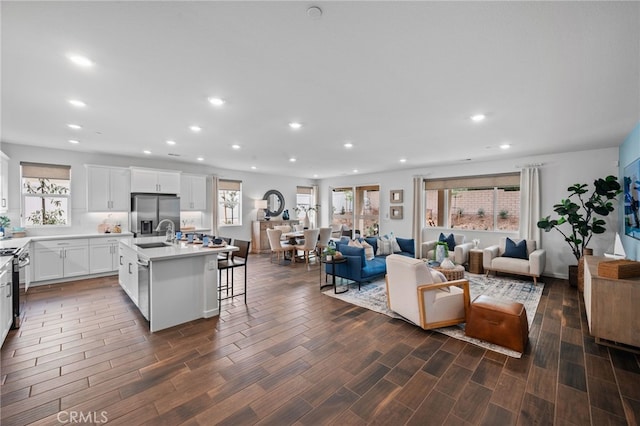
[465,295,529,353]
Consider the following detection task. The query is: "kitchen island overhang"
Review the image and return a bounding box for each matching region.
[119,237,238,332]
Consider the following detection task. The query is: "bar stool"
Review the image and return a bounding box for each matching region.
[218,239,250,308]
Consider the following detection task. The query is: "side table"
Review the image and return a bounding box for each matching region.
[320,256,348,294]
[469,249,484,274]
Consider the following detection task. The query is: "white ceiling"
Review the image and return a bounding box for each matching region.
[2,1,639,178]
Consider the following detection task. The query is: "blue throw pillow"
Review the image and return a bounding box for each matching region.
[439,233,456,251]
[503,238,528,259]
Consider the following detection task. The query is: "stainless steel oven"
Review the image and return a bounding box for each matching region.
[0,246,30,328]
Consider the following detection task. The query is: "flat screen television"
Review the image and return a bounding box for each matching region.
[624,156,640,240]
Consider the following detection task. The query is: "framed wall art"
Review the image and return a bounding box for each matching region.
[624,156,640,240]
[390,189,403,203]
[390,206,403,220]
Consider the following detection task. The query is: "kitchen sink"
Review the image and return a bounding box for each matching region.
[135,242,171,249]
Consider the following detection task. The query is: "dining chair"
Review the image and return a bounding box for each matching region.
[316,227,332,256]
[294,228,320,267]
[266,228,295,265]
[218,239,250,308]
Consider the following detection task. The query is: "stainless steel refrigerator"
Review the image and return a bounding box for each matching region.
[131,194,180,237]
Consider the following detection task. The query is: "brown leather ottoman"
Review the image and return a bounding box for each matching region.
[465,295,529,353]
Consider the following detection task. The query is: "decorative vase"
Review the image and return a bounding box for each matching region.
[568,265,578,288]
[282,210,290,220]
[435,245,446,263]
[577,248,593,292]
[440,258,455,269]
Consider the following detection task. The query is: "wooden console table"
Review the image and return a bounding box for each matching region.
[583,255,640,352]
[251,220,300,254]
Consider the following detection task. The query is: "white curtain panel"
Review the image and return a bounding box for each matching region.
[412,176,424,258]
[519,167,540,244]
[211,175,219,237]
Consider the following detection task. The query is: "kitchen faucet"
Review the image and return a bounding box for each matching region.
[155,219,176,242]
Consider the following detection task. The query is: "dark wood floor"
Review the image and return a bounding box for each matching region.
[1,253,639,425]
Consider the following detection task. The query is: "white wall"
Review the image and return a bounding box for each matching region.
[1,143,315,243]
[319,147,620,279]
[2,142,623,278]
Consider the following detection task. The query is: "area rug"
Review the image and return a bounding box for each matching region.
[322,274,544,358]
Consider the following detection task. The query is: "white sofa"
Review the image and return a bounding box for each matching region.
[385,254,470,330]
[483,237,546,283]
[421,234,473,265]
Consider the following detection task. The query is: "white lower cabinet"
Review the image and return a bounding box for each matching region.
[118,244,139,306]
[89,236,131,274]
[1,261,12,346]
[33,239,89,282]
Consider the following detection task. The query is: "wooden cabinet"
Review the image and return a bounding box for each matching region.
[584,256,640,350]
[251,220,300,254]
[86,165,130,211]
[1,260,12,346]
[131,168,181,194]
[469,249,484,274]
[180,174,207,211]
[0,152,9,213]
[33,239,89,282]
[89,236,132,274]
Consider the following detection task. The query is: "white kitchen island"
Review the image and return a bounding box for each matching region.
[119,237,237,332]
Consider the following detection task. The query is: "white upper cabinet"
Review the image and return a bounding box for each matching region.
[131,168,181,194]
[180,174,207,211]
[0,152,9,213]
[86,165,130,211]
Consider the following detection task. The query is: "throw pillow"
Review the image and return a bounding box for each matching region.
[361,239,375,260]
[382,233,402,253]
[439,233,456,251]
[376,238,393,255]
[503,237,528,259]
[348,239,363,248]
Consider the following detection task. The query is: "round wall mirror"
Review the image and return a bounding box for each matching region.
[263,190,284,217]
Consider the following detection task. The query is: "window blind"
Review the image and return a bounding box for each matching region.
[424,173,520,190]
[21,162,71,180]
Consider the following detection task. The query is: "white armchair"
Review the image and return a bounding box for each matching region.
[483,237,546,283]
[385,254,470,330]
[421,234,473,265]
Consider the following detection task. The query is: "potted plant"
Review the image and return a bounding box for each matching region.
[537,175,621,287]
[0,216,10,237]
[433,241,449,264]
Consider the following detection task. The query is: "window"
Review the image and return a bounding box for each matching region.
[424,173,520,231]
[21,162,71,226]
[331,185,380,236]
[218,179,242,226]
[295,186,313,219]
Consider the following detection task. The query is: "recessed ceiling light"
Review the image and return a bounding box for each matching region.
[251,166,257,170]
[67,54,94,68]
[231,144,241,150]
[208,97,225,106]
[166,140,176,145]
[344,142,353,149]
[289,122,302,129]
[353,169,358,173]
[143,150,151,155]
[189,125,201,133]
[470,114,486,122]
[197,157,204,161]
[68,139,79,144]
[307,6,323,19]
[289,157,297,162]
[500,143,511,150]
[68,99,86,108]
[313,174,319,178]
[67,124,82,130]
[399,158,407,163]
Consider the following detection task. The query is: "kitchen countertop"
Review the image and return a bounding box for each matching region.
[122,236,237,261]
